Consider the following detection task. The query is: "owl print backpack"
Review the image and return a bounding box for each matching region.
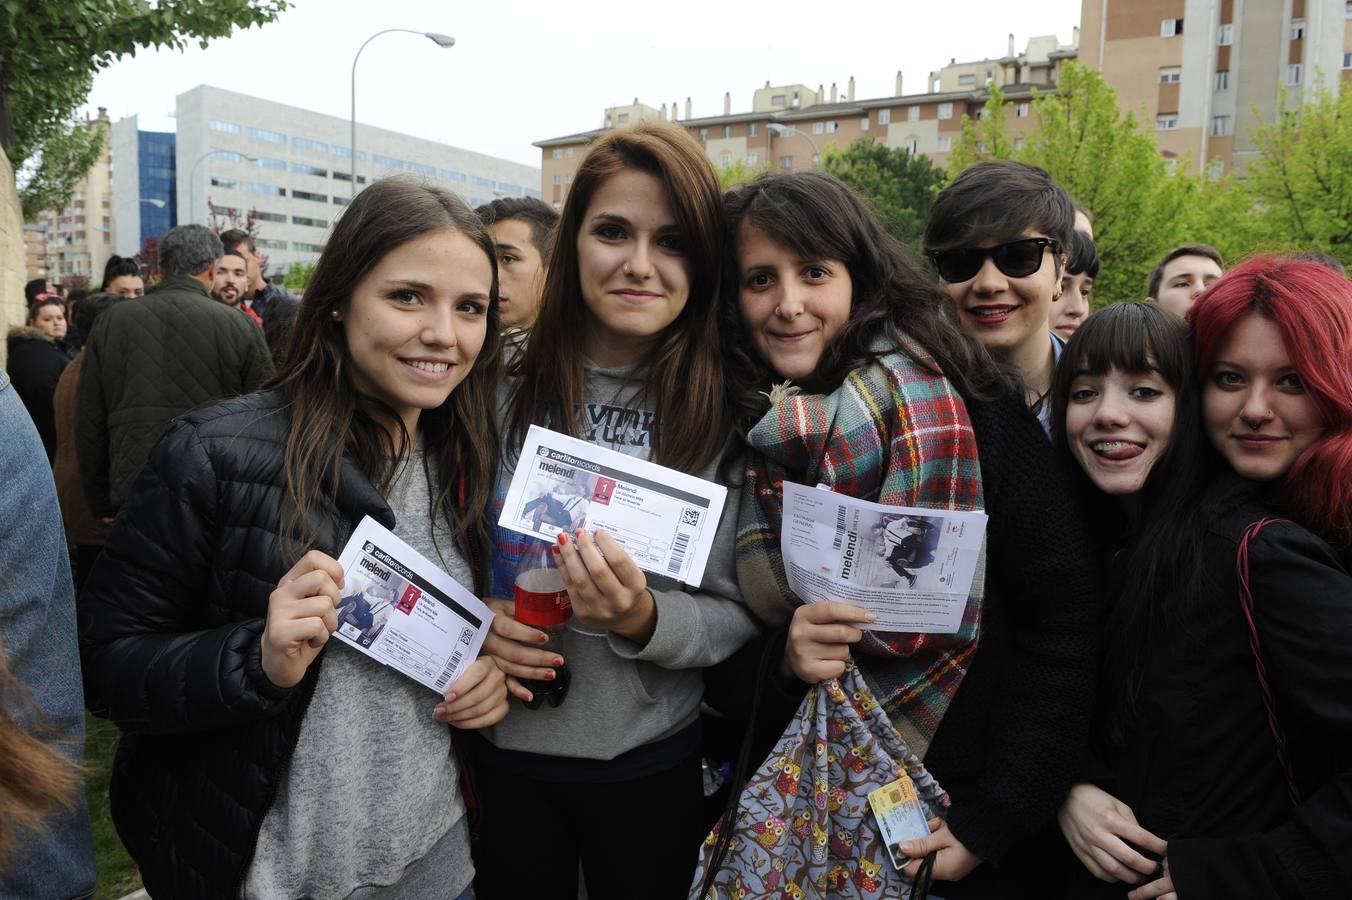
[690,659,948,900]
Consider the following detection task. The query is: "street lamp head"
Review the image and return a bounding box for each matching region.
[426,32,455,48]
[767,122,793,137]
[241,153,260,163]
[140,198,166,208]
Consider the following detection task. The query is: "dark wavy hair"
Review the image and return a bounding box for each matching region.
[506,122,730,473]
[99,255,142,291]
[271,176,502,579]
[720,171,1012,426]
[1051,301,1218,742]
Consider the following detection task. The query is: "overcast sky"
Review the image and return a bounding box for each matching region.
[86,0,1082,169]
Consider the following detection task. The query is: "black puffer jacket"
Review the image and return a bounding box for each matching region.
[5,325,74,461]
[79,391,479,898]
[76,273,273,518]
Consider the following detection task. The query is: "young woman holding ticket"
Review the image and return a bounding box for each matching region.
[78,178,509,900]
[1050,265,1352,900]
[473,122,757,900]
[696,172,1101,898]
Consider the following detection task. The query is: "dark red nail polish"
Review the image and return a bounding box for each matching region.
[558,533,569,547]
[544,669,555,680]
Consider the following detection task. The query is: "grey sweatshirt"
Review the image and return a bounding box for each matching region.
[484,358,758,761]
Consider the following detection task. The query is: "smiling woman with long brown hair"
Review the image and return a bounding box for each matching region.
[473,122,756,900]
[79,177,511,900]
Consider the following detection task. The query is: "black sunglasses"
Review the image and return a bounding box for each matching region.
[927,237,1057,283]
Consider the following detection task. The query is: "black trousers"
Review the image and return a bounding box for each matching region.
[471,754,705,900]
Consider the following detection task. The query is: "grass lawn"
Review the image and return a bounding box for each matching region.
[84,713,142,898]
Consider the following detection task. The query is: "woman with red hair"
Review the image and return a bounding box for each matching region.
[1053,256,1352,900]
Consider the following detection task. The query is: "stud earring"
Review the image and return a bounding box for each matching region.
[330,309,340,320]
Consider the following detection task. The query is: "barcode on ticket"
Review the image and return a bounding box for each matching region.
[832,504,847,550]
[667,531,691,576]
[434,650,465,691]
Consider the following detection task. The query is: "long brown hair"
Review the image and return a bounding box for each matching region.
[271,176,502,572]
[0,648,80,863]
[507,122,730,473]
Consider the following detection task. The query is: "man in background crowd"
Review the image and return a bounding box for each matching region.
[1146,243,1224,317]
[78,224,272,521]
[219,228,298,361]
[475,197,558,340]
[211,249,260,325]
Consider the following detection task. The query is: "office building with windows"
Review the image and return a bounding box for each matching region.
[110,116,177,260]
[112,85,540,274]
[1080,0,1351,175]
[535,34,1077,208]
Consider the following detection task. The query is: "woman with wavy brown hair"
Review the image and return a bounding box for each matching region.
[80,176,510,900]
[474,122,756,900]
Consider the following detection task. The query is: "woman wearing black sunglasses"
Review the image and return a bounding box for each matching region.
[925,160,1072,437]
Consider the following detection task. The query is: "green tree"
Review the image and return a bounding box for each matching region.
[717,158,767,192]
[950,62,1203,302]
[1,1,288,214]
[1247,84,1352,266]
[283,261,317,293]
[823,139,948,248]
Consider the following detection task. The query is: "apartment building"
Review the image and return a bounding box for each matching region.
[536,34,1078,208]
[24,108,116,283]
[111,85,541,274]
[1080,0,1351,174]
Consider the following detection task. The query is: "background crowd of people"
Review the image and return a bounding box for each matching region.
[3,119,1350,900]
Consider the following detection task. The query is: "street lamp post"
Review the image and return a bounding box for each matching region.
[351,29,455,196]
[189,149,259,224]
[767,122,821,170]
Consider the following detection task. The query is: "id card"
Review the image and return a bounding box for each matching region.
[867,774,932,870]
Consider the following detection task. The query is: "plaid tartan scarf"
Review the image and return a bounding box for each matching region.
[738,337,986,757]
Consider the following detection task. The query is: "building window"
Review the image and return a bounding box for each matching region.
[1016,102,1030,117]
[247,182,285,196]
[719,152,731,169]
[331,146,366,161]
[292,163,328,177]
[1290,19,1305,40]
[209,119,240,134]
[439,169,465,182]
[1343,51,1352,69]
[294,242,326,253]
[904,138,919,154]
[1215,70,1230,91]
[1347,0,1352,19]
[826,121,840,133]
[860,117,870,131]
[748,122,758,136]
[907,106,919,122]
[616,113,629,124]
[292,136,327,153]
[292,215,328,228]
[1157,114,1179,130]
[471,175,495,188]
[1161,18,1183,37]
[408,162,436,177]
[1211,115,1232,136]
[564,147,574,158]
[937,135,952,152]
[252,156,286,171]
[958,73,976,86]
[1218,23,1233,45]
[257,238,288,250]
[211,204,243,217]
[746,151,758,166]
[780,155,794,169]
[210,176,239,190]
[699,127,709,141]
[1208,160,1225,180]
[247,126,286,144]
[331,172,366,184]
[1014,136,1026,149]
[333,197,348,206]
[552,148,563,159]
[253,211,286,223]
[498,183,522,195]
[1159,67,1182,84]
[553,175,561,186]
[372,154,403,169]
[722,125,732,138]
[938,102,953,119]
[1288,64,1303,85]
[879,109,892,125]
[292,189,328,203]
[772,94,786,106]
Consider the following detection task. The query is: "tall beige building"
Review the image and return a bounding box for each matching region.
[1080,0,1351,175]
[24,107,116,284]
[536,35,1078,207]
